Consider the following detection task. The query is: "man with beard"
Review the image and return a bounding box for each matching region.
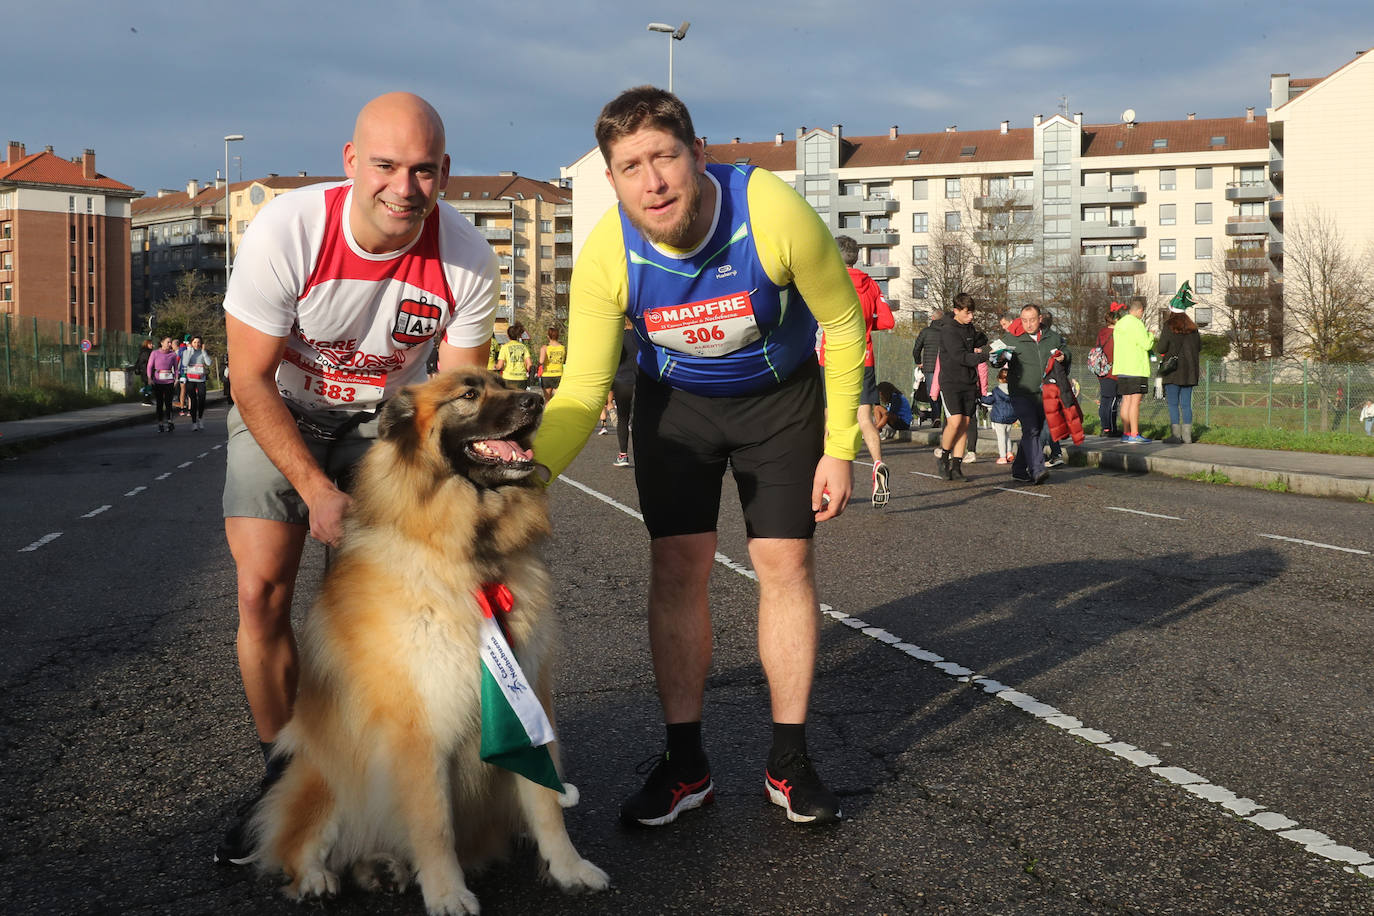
[534,86,864,828]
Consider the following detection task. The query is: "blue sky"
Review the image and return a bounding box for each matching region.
[9,1,1373,196]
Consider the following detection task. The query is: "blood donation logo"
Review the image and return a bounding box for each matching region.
[392,297,442,346]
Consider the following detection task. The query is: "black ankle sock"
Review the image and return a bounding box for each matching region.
[769,722,807,764]
[666,722,704,763]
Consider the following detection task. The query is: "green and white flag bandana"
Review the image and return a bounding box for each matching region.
[475,583,563,792]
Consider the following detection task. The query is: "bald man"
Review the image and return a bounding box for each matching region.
[214,92,499,865]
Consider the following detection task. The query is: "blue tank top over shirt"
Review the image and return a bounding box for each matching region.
[619,164,818,397]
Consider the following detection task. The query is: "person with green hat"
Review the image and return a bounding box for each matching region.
[1156,282,1203,443]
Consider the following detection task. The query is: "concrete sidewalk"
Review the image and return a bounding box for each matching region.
[0,393,228,452]
[900,425,1374,501]
[3,399,1371,500]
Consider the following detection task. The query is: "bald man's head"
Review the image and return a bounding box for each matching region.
[343,92,450,254]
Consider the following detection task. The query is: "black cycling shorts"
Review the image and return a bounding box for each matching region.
[941,388,979,418]
[1116,375,1148,396]
[859,365,879,406]
[632,358,825,540]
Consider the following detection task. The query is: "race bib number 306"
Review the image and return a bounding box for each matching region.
[643,291,760,357]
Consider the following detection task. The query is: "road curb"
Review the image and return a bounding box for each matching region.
[1073,448,1374,501]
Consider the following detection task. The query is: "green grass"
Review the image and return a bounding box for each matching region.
[0,384,140,422]
[1184,425,1374,457]
[1185,470,1233,485]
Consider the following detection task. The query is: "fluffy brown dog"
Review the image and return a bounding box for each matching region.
[249,369,608,915]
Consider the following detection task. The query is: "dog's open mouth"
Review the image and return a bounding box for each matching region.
[465,437,535,468]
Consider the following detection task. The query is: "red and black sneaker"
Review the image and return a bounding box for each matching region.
[620,751,714,827]
[765,751,842,825]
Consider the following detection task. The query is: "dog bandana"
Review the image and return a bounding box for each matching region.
[475,583,564,792]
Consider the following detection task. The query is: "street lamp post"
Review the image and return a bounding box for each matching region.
[223,134,244,291]
[646,21,690,93]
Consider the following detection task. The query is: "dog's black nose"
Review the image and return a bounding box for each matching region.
[518,391,544,414]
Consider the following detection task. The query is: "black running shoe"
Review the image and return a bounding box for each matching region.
[871,462,890,508]
[213,766,285,866]
[765,751,841,825]
[620,751,714,827]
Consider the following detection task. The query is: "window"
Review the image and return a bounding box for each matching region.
[1044,202,1070,235]
[911,179,928,200]
[1159,168,1176,190]
[945,178,961,199]
[1159,203,1177,226]
[1082,171,1108,188]
[88,256,94,274]
[868,216,891,233]
[2,284,11,302]
[1195,237,1212,260]
[1238,166,1265,187]
[1110,245,1135,259]
[912,212,928,233]
[911,245,929,264]
[1,222,10,239]
[88,226,94,244]
[70,255,77,272]
[803,134,832,173]
[1,252,10,270]
[944,210,961,231]
[866,182,892,201]
[1159,273,1177,295]
[1195,202,1212,225]
[1195,167,1213,190]
[803,177,830,210]
[539,245,552,258]
[838,181,859,198]
[1012,174,1034,190]
[68,196,75,212]
[540,271,554,284]
[838,213,860,230]
[1110,207,1134,227]
[1111,276,1135,298]
[1111,172,1136,191]
[905,149,922,160]
[0,191,12,209]
[513,218,528,231]
[70,285,76,304]
[513,245,527,257]
[1210,136,1227,147]
[70,225,77,243]
[1159,239,1176,260]
[1238,201,1265,219]
[539,220,552,232]
[987,177,1010,197]
[1195,272,1213,294]
[1083,206,1107,222]
[1152,138,1168,149]
[960,145,977,157]
[911,278,929,299]
[870,247,890,266]
[87,286,95,303]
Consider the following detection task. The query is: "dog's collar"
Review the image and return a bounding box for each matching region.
[475,582,514,618]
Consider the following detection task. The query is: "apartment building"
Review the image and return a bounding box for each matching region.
[0,142,139,335]
[441,173,572,333]
[131,173,341,322]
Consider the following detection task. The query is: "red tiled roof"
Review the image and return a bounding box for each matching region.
[698,115,1266,171]
[0,150,137,194]
[131,176,345,216]
[444,174,570,203]
[1289,77,1324,88]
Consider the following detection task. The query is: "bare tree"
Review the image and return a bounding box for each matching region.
[970,190,1042,322]
[153,271,226,357]
[1205,244,1283,361]
[1043,252,1113,350]
[908,222,984,318]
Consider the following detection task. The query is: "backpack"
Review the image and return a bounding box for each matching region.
[1087,345,1112,378]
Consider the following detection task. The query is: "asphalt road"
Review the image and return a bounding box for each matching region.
[2,405,1372,915]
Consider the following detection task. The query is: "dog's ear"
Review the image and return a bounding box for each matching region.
[378,389,418,441]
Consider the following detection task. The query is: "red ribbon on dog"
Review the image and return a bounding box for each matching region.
[475,582,515,618]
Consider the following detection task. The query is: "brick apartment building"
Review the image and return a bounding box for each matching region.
[0,142,140,336]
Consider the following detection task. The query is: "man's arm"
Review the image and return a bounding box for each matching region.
[437,340,489,371]
[225,313,349,546]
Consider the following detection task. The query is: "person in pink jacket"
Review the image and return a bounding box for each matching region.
[145,337,181,433]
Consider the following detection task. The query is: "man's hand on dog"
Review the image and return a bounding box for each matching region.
[812,455,852,522]
[308,487,353,547]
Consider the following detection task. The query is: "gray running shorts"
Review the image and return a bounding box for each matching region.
[222,405,379,524]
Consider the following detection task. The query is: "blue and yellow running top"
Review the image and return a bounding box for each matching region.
[533,163,865,481]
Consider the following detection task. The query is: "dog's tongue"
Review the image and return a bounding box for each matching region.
[476,439,533,463]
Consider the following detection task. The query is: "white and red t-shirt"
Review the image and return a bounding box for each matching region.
[224,180,497,424]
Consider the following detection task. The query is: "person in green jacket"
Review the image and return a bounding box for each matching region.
[1111,299,1156,443]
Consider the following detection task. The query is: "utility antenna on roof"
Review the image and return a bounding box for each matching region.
[1121,108,1137,124]
[1058,95,1069,117]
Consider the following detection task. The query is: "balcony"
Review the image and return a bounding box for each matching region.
[498,256,513,272]
[1268,198,1284,219]
[1225,181,1273,202]
[1224,248,1269,272]
[1079,254,1146,274]
[197,231,226,246]
[555,282,569,294]
[555,256,573,269]
[834,193,901,214]
[495,303,514,322]
[1226,288,1270,306]
[1269,157,1283,178]
[555,204,572,217]
[973,225,1034,242]
[855,230,899,246]
[1269,238,1284,260]
[554,232,573,244]
[862,264,900,279]
[1225,216,1270,236]
[973,189,1035,209]
[1082,222,1146,240]
[1079,187,1148,205]
[478,227,512,241]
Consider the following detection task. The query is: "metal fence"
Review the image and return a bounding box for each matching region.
[872,330,1374,435]
[0,315,152,391]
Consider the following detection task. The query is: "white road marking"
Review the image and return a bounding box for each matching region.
[911,471,943,480]
[125,486,147,497]
[561,472,1374,880]
[995,486,1052,499]
[80,505,111,519]
[1107,506,1183,520]
[1258,534,1369,556]
[155,472,171,480]
[19,532,62,552]
[197,452,209,458]
[177,461,192,469]
[212,444,223,450]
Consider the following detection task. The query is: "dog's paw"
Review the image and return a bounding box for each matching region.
[352,854,410,893]
[286,865,339,900]
[557,783,580,808]
[548,856,610,894]
[422,883,481,915]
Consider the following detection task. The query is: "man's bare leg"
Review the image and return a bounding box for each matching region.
[647,532,717,723]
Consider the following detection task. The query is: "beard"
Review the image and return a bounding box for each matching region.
[627,176,703,249]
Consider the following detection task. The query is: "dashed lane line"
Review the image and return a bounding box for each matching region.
[80,505,111,519]
[125,487,146,497]
[177,461,193,469]
[1107,506,1183,520]
[1257,534,1369,556]
[560,472,1374,881]
[155,472,172,481]
[18,533,62,553]
[994,485,1052,499]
